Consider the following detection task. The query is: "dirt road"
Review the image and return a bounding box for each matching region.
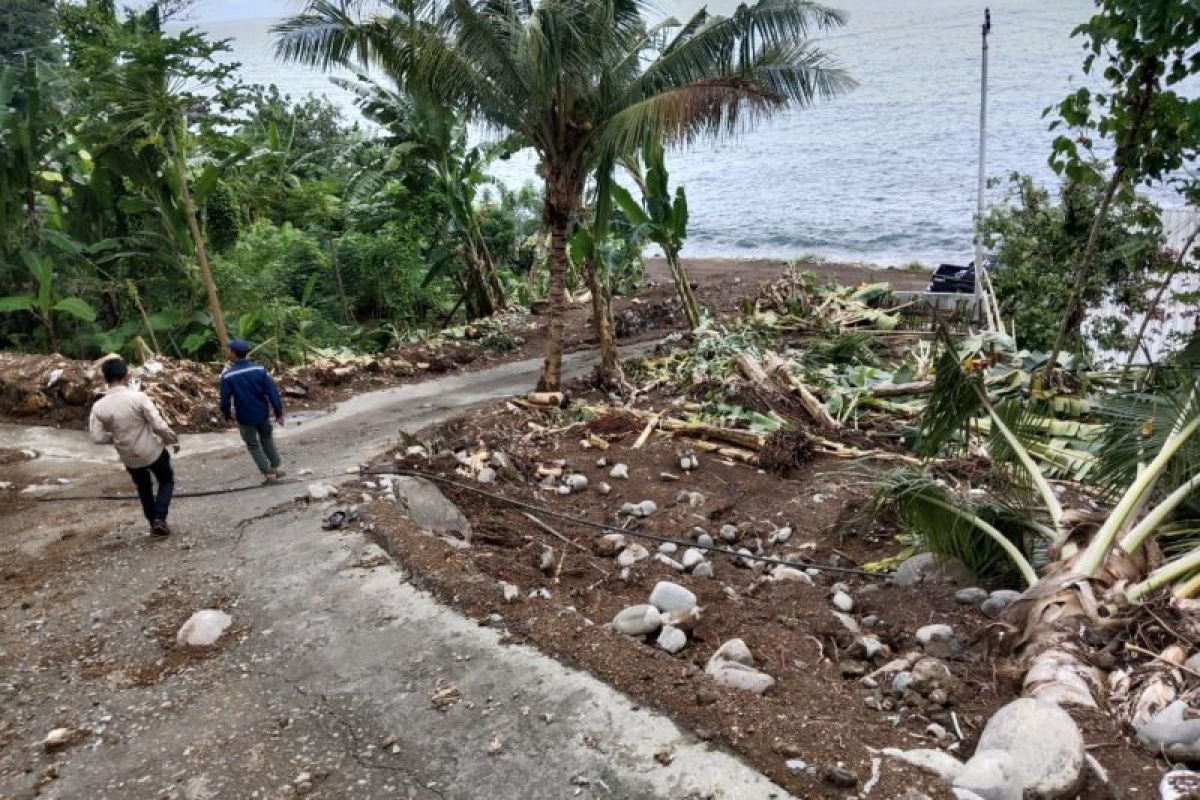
[0,344,797,800]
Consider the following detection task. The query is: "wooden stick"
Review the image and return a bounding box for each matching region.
[632,412,660,449]
[522,512,590,553]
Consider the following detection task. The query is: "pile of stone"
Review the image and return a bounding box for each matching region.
[611,581,700,655]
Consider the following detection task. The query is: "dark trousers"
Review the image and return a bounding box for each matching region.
[127,449,174,524]
[238,421,282,474]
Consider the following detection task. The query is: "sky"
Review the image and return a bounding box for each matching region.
[189,0,293,22]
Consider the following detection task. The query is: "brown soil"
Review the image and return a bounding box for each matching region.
[0,258,928,434]
[358,394,1156,798]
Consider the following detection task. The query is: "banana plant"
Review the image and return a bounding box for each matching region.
[612,141,702,329]
[0,249,96,353]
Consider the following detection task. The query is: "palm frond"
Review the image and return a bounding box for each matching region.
[866,467,1038,586]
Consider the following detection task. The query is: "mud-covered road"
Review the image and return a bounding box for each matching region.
[0,343,792,800]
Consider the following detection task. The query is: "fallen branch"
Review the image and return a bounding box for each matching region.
[676,436,759,465]
[632,412,661,449]
[740,352,840,431]
[522,512,590,553]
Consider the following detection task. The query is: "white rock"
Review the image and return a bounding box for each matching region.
[1137,700,1200,761]
[982,589,1022,618]
[697,533,715,548]
[612,604,663,636]
[658,542,678,555]
[693,563,714,578]
[176,609,232,648]
[682,548,706,570]
[654,554,685,571]
[719,524,739,542]
[656,625,688,654]
[710,665,776,694]
[557,485,571,495]
[636,500,658,517]
[955,698,1085,800]
[609,463,630,479]
[595,457,608,467]
[43,728,78,750]
[477,467,497,484]
[708,638,755,668]
[648,581,697,613]
[832,591,854,613]
[955,587,989,606]
[598,482,612,495]
[564,474,589,492]
[501,582,520,603]
[307,482,338,501]
[593,533,626,556]
[771,526,794,545]
[297,468,314,476]
[916,624,955,645]
[857,636,884,660]
[772,566,813,584]
[617,544,650,567]
[785,759,809,772]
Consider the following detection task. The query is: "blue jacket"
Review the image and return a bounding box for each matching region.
[220,358,284,426]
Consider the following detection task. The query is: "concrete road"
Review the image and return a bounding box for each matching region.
[0,346,791,800]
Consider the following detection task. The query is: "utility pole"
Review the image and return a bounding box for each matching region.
[974,8,991,316]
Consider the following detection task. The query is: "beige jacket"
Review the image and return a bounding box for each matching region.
[88,385,179,469]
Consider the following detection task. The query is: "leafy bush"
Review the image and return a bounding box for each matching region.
[981,173,1168,353]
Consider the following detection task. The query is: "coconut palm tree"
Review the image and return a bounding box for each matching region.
[275,0,852,389]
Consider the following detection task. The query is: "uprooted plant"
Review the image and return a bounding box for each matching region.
[872,327,1200,737]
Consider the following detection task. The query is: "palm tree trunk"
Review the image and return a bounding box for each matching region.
[585,257,624,388]
[169,127,229,351]
[539,196,572,392]
[666,249,701,329]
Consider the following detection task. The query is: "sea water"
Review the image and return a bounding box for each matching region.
[196,0,1187,266]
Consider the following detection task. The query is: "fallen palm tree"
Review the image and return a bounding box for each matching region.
[875,331,1200,784]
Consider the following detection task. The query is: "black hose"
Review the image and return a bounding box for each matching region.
[30,465,891,579]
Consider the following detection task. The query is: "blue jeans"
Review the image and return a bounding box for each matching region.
[127,449,174,523]
[238,421,282,474]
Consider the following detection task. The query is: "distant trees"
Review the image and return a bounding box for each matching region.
[0,1,548,360]
[276,0,853,389]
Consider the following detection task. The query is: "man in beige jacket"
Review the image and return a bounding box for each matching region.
[88,357,180,536]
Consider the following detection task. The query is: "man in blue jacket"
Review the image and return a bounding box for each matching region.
[220,340,286,482]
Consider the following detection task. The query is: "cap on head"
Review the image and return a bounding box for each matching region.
[101,357,128,385]
[228,339,251,357]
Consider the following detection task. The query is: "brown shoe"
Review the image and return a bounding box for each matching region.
[150,520,171,537]
[262,472,279,484]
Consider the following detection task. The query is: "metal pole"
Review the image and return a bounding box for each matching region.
[974,8,991,320]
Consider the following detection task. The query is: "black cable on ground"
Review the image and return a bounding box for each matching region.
[32,477,307,502]
[29,464,892,579]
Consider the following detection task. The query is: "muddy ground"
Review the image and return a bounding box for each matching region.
[0,258,928,434]
[354,395,1159,799]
